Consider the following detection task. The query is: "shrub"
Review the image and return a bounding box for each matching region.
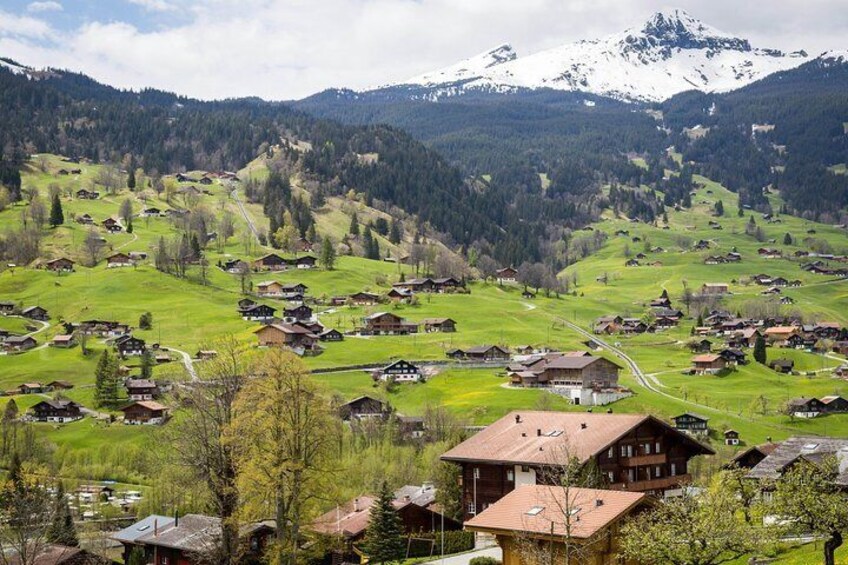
[470,558,502,565]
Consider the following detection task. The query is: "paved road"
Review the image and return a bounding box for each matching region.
[421,545,501,565]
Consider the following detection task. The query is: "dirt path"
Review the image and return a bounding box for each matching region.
[229,184,261,244]
[163,347,197,381]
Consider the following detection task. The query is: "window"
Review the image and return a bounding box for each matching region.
[628,469,636,482]
[506,470,514,482]
[643,443,651,455]
[607,471,615,483]
[607,447,614,459]
[521,465,530,473]
[655,466,662,478]
[526,506,545,516]
[473,467,480,479]
[655,441,661,453]
[467,503,476,514]
[670,463,677,476]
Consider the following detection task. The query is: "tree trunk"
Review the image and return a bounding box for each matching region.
[825,531,843,565]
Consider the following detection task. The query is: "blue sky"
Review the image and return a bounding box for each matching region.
[0,0,844,101]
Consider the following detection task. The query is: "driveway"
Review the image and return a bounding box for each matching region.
[421,544,501,565]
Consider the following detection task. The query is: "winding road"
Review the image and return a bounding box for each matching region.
[164,347,197,381]
[229,184,261,244]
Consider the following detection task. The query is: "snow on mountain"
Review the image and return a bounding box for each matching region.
[0,58,33,76]
[388,9,810,102]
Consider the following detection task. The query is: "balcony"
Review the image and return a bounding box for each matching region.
[619,453,667,467]
[610,474,690,492]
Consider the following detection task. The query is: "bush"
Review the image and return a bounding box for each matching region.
[470,558,502,565]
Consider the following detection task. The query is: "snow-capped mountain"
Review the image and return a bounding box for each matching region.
[384,9,811,102]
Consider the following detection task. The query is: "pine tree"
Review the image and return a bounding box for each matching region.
[362,227,374,259]
[126,217,133,234]
[127,169,136,190]
[49,193,64,227]
[754,334,767,365]
[320,237,336,270]
[140,351,154,379]
[94,350,118,407]
[389,219,401,244]
[783,233,793,245]
[363,482,405,564]
[349,212,360,236]
[48,482,79,547]
[714,200,724,216]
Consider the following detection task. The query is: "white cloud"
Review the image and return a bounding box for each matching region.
[127,0,176,12]
[27,1,63,13]
[0,10,53,39]
[0,0,845,100]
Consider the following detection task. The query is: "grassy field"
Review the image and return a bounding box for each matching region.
[1,154,847,486]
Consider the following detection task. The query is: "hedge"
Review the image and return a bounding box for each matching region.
[405,530,475,557]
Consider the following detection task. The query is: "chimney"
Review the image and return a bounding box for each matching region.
[354,498,359,512]
[174,510,179,528]
[521,432,526,437]
[537,429,542,436]
[154,519,158,537]
[515,414,522,424]
[595,499,604,507]
[580,422,587,429]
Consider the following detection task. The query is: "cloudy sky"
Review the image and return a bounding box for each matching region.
[0,0,844,100]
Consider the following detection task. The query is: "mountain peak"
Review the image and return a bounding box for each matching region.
[402,43,517,86]
[632,8,749,53]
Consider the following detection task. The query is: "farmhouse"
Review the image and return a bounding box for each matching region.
[5,336,37,352]
[465,486,650,565]
[46,380,74,391]
[121,401,169,425]
[282,303,313,322]
[220,259,248,273]
[114,335,146,357]
[386,288,413,302]
[764,326,799,346]
[724,430,740,446]
[240,304,277,321]
[348,291,380,306]
[256,281,285,297]
[75,189,99,200]
[78,320,129,337]
[691,354,726,375]
[421,318,457,333]
[290,255,317,269]
[769,358,795,373]
[360,312,418,335]
[125,379,159,401]
[22,306,48,320]
[318,328,344,342]
[106,253,133,268]
[15,382,44,394]
[748,436,848,483]
[728,443,780,469]
[787,398,826,418]
[102,218,122,233]
[446,345,510,361]
[442,411,713,520]
[254,323,320,354]
[338,396,391,421]
[113,514,273,565]
[700,283,728,295]
[496,267,518,283]
[51,335,76,348]
[376,360,422,383]
[44,258,75,273]
[29,400,83,423]
[252,253,288,271]
[509,354,627,406]
[672,413,709,436]
[821,396,848,413]
[140,207,163,217]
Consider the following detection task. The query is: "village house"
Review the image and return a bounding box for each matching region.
[349,291,380,306]
[421,318,457,333]
[387,288,413,302]
[0,301,15,314]
[360,312,418,335]
[375,360,422,383]
[786,398,825,418]
[78,320,129,337]
[140,207,163,217]
[125,379,159,401]
[282,303,313,322]
[691,354,727,375]
[51,334,76,348]
[465,485,650,565]
[254,323,321,355]
[29,400,83,423]
[240,303,277,321]
[700,283,729,295]
[15,382,44,394]
[75,189,99,200]
[446,344,511,361]
[593,315,623,335]
[338,396,391,421]
[393,278,435,293]
[747,436,848,483]
[7,544,113,565]
[47,380,74,391]
[114,335,146,357]
[442,411,713,520]
[290,255,317,269]
[102,218,122,233]
[76,213,94,225]
[728,442,780,470]
[310,486,461,555]
[769,358,795,374]
[113,514,274,565]
[672,413,709,437]
[44,258,75,273]
[220,258,248,273]
[718,348,747,366]
[255,280,285,297]
[5,335,37,352]
[252,253,288,271]
[724,430,740,446]
[689,339,712,353]
[764,325,799,346]
[821,396,848,414]
[22,305,48,321]
[508,354,628,406]
[318,328,344,342]
[121,401,169,425]
[496,267,518,284]
[106,252,133,268]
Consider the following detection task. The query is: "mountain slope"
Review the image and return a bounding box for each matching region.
[383,9,809,102]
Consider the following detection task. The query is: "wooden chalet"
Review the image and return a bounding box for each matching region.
[254,323,321,354]
[22,305,48,320]
[106,253,133,268]
[349,291,380,306]
[724,430,740,446]
[465,486,650,565]
[821,396,848,413]
[421,317,457,333]
[672,413,709,436]
[15,382,44,394]
[7,544,112,565]
[338,396,391,421]
[318,328,343,342]
[769,358,795,374]
[5,336,37,352]
[240,304,277,321]
[113,514,273,565]
[282,303,313,322]
[44,258,75,273]
[47,380,74,391]
[700,283,728,295]
[446,344,510,361]
[360,312,418,335]
[692,354,726,374]
[75,189,99,200]
[442,411,713,520]
[376,360,422,383]
[51,334,76,348]
[764,326,798,346]
[29,400,83,423]
[727,442,780,470]
[252,253,288,271]
[496,267,518,283]
[102,218,122,233]
[291,255,317,269]
[386,287,413,302]
[125,379,159,401]
[78,320,129,337]
[114,335,146,357]
[121,401,169,425]
[786,398,825,418]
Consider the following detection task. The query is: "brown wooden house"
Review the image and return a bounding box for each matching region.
[442,411,713,521]
[121,401,169,425]
[44,258,75,273]
[361,312,418,335]
[254,323,320,353]
[421,318,457,333]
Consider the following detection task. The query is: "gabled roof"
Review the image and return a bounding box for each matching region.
[747,436,848,484]
[465,485,647,540]
[441,411,713,466]
[122,400,167,412]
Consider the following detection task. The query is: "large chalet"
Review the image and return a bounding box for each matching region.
[441,411,713,521]
[507,353,629,406]
[360,312,418,335]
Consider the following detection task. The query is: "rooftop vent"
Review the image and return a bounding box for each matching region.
[515,414,522,424]
[580,422,587,429]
